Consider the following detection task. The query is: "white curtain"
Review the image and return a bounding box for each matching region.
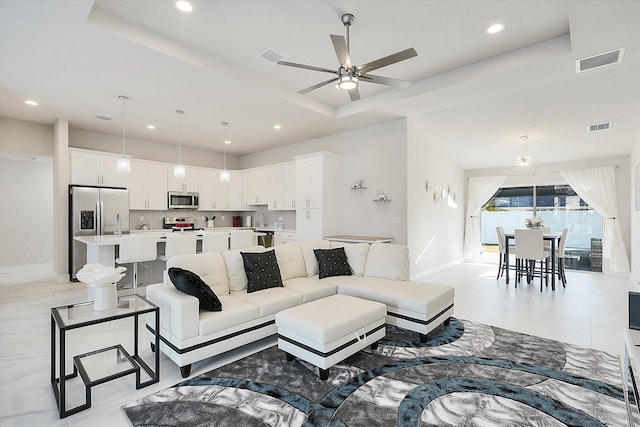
[561,166,630,273]
[464,175,506,261]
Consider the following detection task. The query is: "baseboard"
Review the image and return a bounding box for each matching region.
[0,263,56,285]
[410,258,464,281]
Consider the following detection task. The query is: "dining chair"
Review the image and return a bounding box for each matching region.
[157,233,197,262]
[116,234,158,295]
[514,228,551,291]
[555,228,570,287]
[202,232,229,253]
[495,227,516,280]
[229,229,255,250]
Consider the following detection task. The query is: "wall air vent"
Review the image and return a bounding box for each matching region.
[95,114,112,121]
[256,47,288,64]
[576,47,625,73]
[587,122,612,132]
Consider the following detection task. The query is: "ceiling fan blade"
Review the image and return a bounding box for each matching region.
[356,48,417,74]
[298,77,339,94]
[359,74,412,88]
[330,34,352,68]
[348,87,361,101]
[277,60,336,75]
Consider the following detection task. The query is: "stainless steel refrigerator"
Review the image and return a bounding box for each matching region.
[69,185,130,280]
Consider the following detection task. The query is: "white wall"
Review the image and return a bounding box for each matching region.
[406,118,466,279]
[631,140,640,285]
[240,119,408,244]
[69,128,240,170]
[0,118,56,282]
[0,158,53,267]
[466,155,632,267]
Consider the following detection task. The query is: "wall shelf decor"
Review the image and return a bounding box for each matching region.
[373,190,391,202]
[351,179,367,190]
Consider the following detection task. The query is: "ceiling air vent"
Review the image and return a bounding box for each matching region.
[256,47,288,64]
[576,47,625,73]
[587,122,612,132]
[95,114,112,121]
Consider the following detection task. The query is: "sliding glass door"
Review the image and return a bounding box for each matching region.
[481,184,603,272]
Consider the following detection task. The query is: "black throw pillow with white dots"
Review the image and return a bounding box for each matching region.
[313,247,353,279]
[241,250,284,293]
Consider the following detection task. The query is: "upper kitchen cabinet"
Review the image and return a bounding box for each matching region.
[227,170,243,210]
[282,162,297,210]
[267,165,284,210]
[198,169,228,211]
[295,152,341,209]
[126,160,167,210]
[244,168,269,206]
[167,166,198,192]
[70,149,126,187]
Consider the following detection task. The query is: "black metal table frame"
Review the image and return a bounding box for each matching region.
[50,296,159,418]
[504,232,561,291]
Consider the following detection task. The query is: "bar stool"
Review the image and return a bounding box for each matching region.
[157,233,197,262]
[229,229,255,250]
[116,235,158,295]
[202,232,229,253]
[495,226,516,279]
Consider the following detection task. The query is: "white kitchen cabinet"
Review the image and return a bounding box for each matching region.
[244,168,269,206]
[226,171,243,210]
[167,166,198,192]
[296,209,323,241]
[198,169,228,211]
[70,150,125,187]
[267,166,284,210]
[294,152,342,241]
[273,231,297,246]
[282,162,296,210]
[126,160,167,210]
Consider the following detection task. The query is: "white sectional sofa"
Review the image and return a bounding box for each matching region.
[145,241,455,378]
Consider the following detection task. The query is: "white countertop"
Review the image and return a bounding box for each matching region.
[75,229,266,246]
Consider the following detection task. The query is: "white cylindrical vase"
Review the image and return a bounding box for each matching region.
[92,283,118,311]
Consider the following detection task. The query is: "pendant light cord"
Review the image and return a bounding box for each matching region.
[177,110,184,164]
[119,95,128,156]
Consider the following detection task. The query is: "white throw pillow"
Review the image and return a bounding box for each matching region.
[166,253,230,295]
[274,243,307,280]
[300,240,331,277]
[329,242,370,276]
[223,245,267,293]
[363,243,409,280]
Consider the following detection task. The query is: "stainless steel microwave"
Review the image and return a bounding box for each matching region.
[168,191,199,209]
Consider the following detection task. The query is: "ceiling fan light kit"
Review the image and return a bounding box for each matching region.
[277,13,417,100]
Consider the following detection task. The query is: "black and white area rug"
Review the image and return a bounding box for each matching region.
[122,319,635,426]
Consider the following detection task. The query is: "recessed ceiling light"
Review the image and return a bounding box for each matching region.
[175,1,192,12]
[224,140,231,145]
[486,23,505,34]
[273,124,281,130]
[147,124,156,130]
[25,100,38,106]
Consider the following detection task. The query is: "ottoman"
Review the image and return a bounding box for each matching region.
[275,294,386,380]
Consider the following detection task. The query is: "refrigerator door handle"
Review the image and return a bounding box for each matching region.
[97,200,102,235]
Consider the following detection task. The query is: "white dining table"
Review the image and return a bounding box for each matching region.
[503,231,562,290]
[74,230,265,268]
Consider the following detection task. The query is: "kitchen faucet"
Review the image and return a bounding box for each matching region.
[258,212,265,227]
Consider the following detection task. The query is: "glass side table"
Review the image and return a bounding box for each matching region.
[50,295,159,418]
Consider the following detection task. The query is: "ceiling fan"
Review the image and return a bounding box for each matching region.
[278,13,417,101]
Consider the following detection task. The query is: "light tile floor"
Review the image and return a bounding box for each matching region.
[0,263,632,426]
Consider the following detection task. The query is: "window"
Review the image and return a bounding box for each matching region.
[481,184,603,272]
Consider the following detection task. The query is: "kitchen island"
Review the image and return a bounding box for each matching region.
[74,228,265,268]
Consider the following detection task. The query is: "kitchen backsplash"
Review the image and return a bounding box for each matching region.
[129,207,296,231]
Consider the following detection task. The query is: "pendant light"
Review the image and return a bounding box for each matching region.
[516,135,533,169]
[116,95,131,173]
[174,110,186,178]
[219,121,230,183]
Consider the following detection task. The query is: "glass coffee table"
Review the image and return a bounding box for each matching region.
[50,295,159,418]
